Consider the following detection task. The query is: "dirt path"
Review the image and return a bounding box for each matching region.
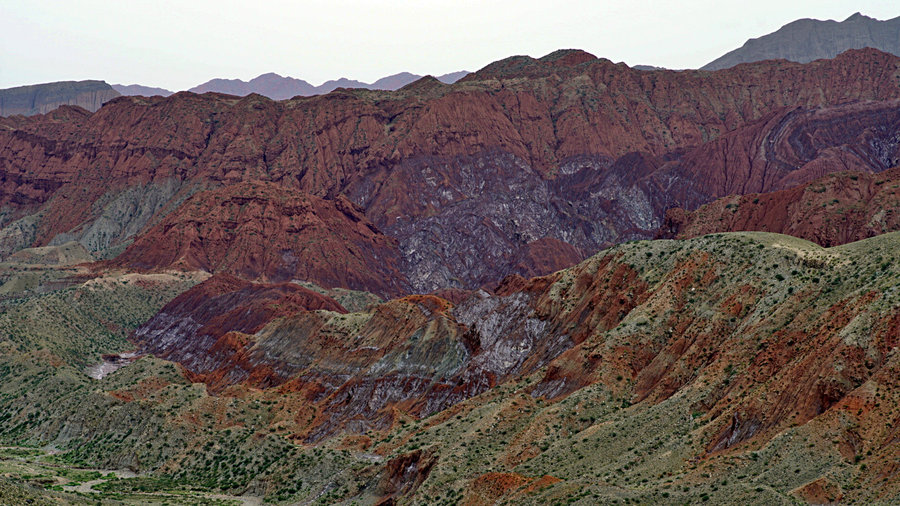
[67,478,106,494]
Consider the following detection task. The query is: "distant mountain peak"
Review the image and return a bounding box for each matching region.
[184,69,470,99]
[112,83,173,97]
[0,80,120,116]
[845,12,870,21]
[702,13,900,70]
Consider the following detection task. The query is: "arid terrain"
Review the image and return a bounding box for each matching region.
[0,19,899,505]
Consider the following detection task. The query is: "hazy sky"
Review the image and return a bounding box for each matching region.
[1,1,896,90]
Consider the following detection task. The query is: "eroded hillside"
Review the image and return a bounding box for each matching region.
[0,231,896,504]
[2,49,899,291]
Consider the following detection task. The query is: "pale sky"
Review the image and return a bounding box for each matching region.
[1,0,897,91]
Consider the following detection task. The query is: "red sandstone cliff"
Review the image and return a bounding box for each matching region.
[106,181,407,297]
[663,166,900,246]
[2,48,899,291]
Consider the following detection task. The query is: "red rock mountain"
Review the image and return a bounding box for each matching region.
[4,48,900,505]
[2,48,900,291]
[662,166,900,246]
[651,99,900,199]
[107,181,407,297]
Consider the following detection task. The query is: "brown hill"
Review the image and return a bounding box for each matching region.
[663,167,900,246]
[2,48,900,291]
[107,181,407,297]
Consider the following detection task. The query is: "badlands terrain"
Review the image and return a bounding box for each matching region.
[0,15,899,505]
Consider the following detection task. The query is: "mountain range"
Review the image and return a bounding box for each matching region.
[111,70,470,100]
[3,47,898,293]
[0,14,899,506]
[6,12,899,113]
[0,71,470,117]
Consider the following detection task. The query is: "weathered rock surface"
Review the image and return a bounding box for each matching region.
[642,99,900,210]
[0,80,120,116]
[134,273,345,382]
[108,181,408,297]
[663,166,900,246]
[703,12,900,70]
[2,49,900,292]
[134,277,576,440]
[130,230,900,504]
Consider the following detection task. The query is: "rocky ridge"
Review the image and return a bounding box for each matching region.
[2,49,899,292]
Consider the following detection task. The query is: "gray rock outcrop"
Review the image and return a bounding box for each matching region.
[0,80,120,116]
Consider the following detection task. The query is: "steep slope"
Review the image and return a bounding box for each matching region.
[703,12,900,70]
[0,232,898,503]
[663,167,900,246]
[643,99,900,210]
[121,231,900,503]
[107,181,408,297]
[2,49,900,291]
[0,80,120,116]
